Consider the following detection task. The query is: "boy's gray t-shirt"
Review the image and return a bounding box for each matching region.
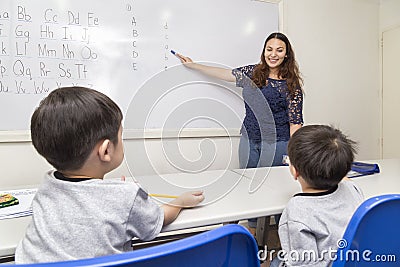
[15,171,164,263]
[278,180,364,267]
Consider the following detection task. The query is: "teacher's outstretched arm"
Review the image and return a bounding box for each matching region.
[175,53,236,83]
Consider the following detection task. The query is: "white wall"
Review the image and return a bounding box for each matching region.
[0,141,51,188]
[0,0,388,189]
[0,131,240,188]
[380,0,400,158]
[281,0,381,160]
[380,0,400,31]
[122,131,240,178]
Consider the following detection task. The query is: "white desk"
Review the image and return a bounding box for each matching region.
[233,158,400,200]
[1,159,399,259]
[0,216,32,260]
[134,169,251,232]
[348,159,400,198]
[133,168,298,232]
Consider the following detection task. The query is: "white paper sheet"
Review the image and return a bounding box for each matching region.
[0,189,37,219]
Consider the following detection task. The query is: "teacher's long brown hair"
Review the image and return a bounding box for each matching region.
[252,32,303,97]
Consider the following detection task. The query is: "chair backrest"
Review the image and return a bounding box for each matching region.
[332,194,400,267]
[11,224,260,267]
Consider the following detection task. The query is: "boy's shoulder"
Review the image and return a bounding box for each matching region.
[338,179,364,200]
[40,171,144,198]
[36,172,158,218]
[284,180,364,215]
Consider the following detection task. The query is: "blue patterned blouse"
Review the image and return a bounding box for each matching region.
[232,64,303,143]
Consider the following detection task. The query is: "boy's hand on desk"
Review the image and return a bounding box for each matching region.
[172,191,204,208]
[162,191,204,226]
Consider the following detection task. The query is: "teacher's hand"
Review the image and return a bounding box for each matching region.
[176,53,195,67]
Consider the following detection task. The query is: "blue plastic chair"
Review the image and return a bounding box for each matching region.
[9,224,260,267]
[333,194,400,267]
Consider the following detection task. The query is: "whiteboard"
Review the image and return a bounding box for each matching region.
[0,0,278,131]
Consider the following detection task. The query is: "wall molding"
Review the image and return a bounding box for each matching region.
[0,128,241,143]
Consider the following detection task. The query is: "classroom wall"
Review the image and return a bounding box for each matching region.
[0,0,388,188]
[380,0,400,31]
[0,130,240,188]
[380,0,400,158]
[281,0,381,160]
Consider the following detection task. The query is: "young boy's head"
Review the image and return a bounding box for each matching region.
[31,86,123,173]
[287,125,357,190]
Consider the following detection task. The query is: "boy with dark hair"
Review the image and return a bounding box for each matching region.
[15,86,204,263]
[271,125,364,267]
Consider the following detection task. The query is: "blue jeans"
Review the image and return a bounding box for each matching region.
[270,257,282,267]
[239,135,288,228]
[238,135,289,169]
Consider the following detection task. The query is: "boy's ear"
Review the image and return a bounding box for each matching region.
[98,139,112,162]
[289,164,299,180]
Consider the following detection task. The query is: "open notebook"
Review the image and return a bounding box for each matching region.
[0,189,37,220]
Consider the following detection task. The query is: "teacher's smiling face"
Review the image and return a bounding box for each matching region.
[264,38,287,71]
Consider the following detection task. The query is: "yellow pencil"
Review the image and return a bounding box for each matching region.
[149,193,178,199]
